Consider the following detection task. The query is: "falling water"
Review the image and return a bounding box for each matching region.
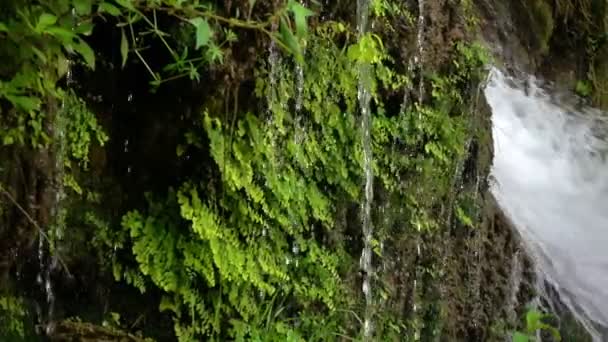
[507,249,524,324]
[356,0,374,338]
[400,0,426,113]
[295,62,304,114]
[294,57,305,146]
[267,21,280,121]
[414,0,425,100]
[486,67,608,340]
[36,57,75,335]
[404,0,427,328]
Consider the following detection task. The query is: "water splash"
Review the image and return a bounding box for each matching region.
[356,0,374,339]
[486,67,608,340]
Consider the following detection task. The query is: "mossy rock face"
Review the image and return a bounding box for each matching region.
[475,0,608,109]
[526,0,555,55]
[589,45,608,108]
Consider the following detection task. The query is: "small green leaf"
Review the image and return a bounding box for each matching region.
[206,44,223,64]
[36,13,58,32]
[159,296,179,313]
[278,18,302,63]
[525,309,545,331]
[188,65,201,80]
[512,332,530,342]
[0,22,8,32]
[73,0,93,16]
[115,0,135,10]
[57,56,69,77]
[247,0,257,19]
[46,26,76,43]
[64,173,83,195]
[31,46,48,64]
[73,38,96,70]
[225,29,237,43]
[575,80,591,97]
[3,134,15,145]
[74,21,94,36]
[120,28,129,68]
[99,3,121,16]
[5,95,41,112]
[190,17,211,49]
[456,206,473,227]
[288,0,314,38]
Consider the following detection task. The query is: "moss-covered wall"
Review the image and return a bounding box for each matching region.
[477,0,608,108]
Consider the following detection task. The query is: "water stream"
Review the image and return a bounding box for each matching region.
[486,67,608,340]
[400,0,426,113]
[35,58,74,336]
[356,0,374,338]
[414,0,425,100]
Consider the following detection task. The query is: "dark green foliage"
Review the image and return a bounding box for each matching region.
[0,294,26,339]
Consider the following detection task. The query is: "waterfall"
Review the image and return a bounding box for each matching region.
[486,67,608,340]
[356,0,374,338]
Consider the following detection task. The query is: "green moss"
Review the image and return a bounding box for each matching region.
[0,294,26,340]
[526,0,555,54]
[589,52,608,108]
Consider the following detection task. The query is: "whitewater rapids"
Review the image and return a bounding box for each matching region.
[486,67,608,340]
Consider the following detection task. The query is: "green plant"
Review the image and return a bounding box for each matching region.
[0,0,98,147]
[575,79,592,97]
[0,294,26,339]
[103,0,316,88]
[512,308,561,342]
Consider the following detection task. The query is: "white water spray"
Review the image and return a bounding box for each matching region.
[486,67,608,340]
